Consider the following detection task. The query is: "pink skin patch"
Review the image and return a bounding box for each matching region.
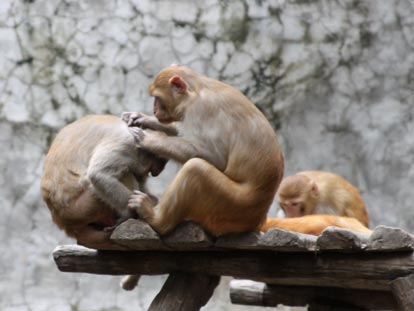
[97,215,117,227]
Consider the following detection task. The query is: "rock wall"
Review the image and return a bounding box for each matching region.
[0,0,412,310]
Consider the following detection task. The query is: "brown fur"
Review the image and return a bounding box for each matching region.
[128,65,284,236]
[261,214,371,236]
[42,115,166,249]
[277,171,369,227]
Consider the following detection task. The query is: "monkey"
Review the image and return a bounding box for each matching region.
[276,171,369,227]
[41,114,167,251]
[125,64,285,236]
[261,214,371,236]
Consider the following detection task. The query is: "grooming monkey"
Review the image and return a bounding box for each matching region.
[41,114,167,250]
[126,64,285,236]
[119,65,284,291]
[277,171,369,227]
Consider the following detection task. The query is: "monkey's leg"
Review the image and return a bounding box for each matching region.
[75,225,117,250]
[134,158,272,235]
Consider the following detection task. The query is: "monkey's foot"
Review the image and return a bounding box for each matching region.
[128,190,155,222]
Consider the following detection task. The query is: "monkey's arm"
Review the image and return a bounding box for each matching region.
[122,112,178,136]
[140,131,198,163]
[88,170,131,211]
[132,128,222,168]
[87,148,133,218]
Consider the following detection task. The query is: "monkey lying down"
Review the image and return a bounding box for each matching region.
[41,114,169,250]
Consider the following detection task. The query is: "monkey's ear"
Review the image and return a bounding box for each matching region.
[310,181,319,198]
[168,75,187,94]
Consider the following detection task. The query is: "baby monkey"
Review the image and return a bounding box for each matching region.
[277,170,369,227]
[41,114,167,250]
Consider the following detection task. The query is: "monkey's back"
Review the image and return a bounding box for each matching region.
[299,170,369,226]
[41,115,132,224]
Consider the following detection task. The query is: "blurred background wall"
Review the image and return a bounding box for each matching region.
[0,0,413,310]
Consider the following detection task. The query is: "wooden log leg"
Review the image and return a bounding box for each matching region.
[148,273,220,311]
[391,274,414,311]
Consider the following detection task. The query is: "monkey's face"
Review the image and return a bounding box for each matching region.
[149,68,189,123]
[153,96,176,123]
[278,198,306,217]
[133,150,166,178]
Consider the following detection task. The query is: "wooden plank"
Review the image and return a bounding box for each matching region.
[262,277,388,291]
[258,228,317,251]
[317,227,370,251]
[77,239,130,251]
[53,244,414,290]
[230,280,267,306]
[215,232,261,250]
[391,274,414,311]
[230,280,397,310]
[162,221,213,250]
[110,219,165,250]
[367,226,414,251]
[148,273,219,311]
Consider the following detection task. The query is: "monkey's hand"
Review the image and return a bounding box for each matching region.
[122,111,178,136]
[128,190,155,223]
[122,111,157,128]
[121,111,141,126]
[133,114,159,130]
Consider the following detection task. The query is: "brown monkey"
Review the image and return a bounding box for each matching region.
[277,171,369,227]
[126,65,284,236]
[41,114,167,250]
[261,215,371,236]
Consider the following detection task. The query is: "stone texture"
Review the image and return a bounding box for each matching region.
[0,0,413,310]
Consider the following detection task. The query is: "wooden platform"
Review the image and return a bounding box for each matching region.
[53,220,414,310]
